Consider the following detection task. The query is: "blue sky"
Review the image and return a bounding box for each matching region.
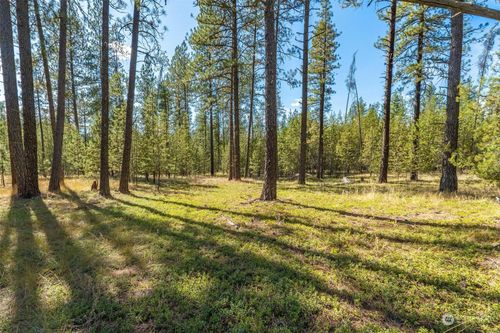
[159,0,499,118]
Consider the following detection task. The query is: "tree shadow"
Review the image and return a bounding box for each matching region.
[26,197,127,331]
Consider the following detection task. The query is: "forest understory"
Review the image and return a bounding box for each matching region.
[0,175,498,333]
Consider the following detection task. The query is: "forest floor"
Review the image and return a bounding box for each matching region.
[0,175,499,332]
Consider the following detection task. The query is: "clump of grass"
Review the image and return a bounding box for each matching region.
[0,176,498,332]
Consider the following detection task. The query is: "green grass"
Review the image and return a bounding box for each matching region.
[0,176,499,332]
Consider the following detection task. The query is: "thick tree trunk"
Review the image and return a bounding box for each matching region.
[245,23,257,179]
[0,0,27,195]
[48,0,68,192]
[439,10,463,193]
[298,0,310,185]
[261,0,278,201]
[232,0,241,180]
[119,1,140,194]
[317,79,325,179]
[16,0,40,197]
[99,0,111,197]
[378,0,397,184]
[410,9,425,181]
[34,0,56,137]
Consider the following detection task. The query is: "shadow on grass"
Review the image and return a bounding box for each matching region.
[6,188,496,332]
[8,197,128,332]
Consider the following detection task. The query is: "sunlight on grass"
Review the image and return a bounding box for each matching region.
[0,175,498,332]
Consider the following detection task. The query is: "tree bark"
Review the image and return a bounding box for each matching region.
[245,22,258,179]
[0,0,27,195]
[99,0,111,197]
[439,10,463,193]
[69,22,79,133]
[378,0,397,184]
[119,0,140,194]
[36,89,46,176]
[34,0,56,137]
[232,0,241,180]
[410,8,425,181]
[403,0,500,20]
[16,0,41,197]
[209,79,215,177]
[317,77,325,179]
[298,0,310,185]
[228,80,234,180]
[48,0,68,192]
[261,0,278,201]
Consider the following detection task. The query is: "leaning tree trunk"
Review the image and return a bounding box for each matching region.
[99,0,111,197]
[0,0,27,195]
[245,22,257,178]
[410,8,425,181]
[378,0,397,183]
[119,1,140,194]
[261,0,278,201]
[48,0,68,192]
[232,0,241,180]
[34,0,56,137]
[298,0,310,185]
[16,0,40,197]
[439,10,463,193]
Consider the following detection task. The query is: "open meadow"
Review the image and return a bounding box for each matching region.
[0,175,498,332]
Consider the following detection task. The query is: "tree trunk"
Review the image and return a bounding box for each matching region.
[228,79,234,180]
[99,0,111,197]
[261,0,278,201]
[119,1,140,194]
[0,0,27,195]
[17,0,40,197]
[69,24,79,133]
[439,10,463,193]
[378,0,397,184]
[410,8,425,181]
[317,78,325,179]
[34,0,56,137]
[48,0,68,192]
[355,83,363,161]
[232,0,241,180]
[36,89,46,176]
[298,0,310,185]
[209,79,215,177]
[245,22,257,179]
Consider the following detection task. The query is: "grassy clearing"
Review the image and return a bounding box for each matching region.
[0,175,498,332]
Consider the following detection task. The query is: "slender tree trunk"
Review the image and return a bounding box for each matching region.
[317,78,325,179]
[439,10,463,193]
[209,80,215,177]
[261,0,278,201]
[34,0,56,137]
[410,8,425,181]
[378,0,397,183]
[229,79,234,180]
[48,0,68,192]
[36,89,46,176]
[17,0,40,197]
[245,23,257,179]
[119,1,140,194]
[69,28,79,133]
[344,90,350,123]
[355,83,363,161]
[232,0,241,180]
[0,0,27,195]
[298,0,310,185]
[99,0,111,197]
